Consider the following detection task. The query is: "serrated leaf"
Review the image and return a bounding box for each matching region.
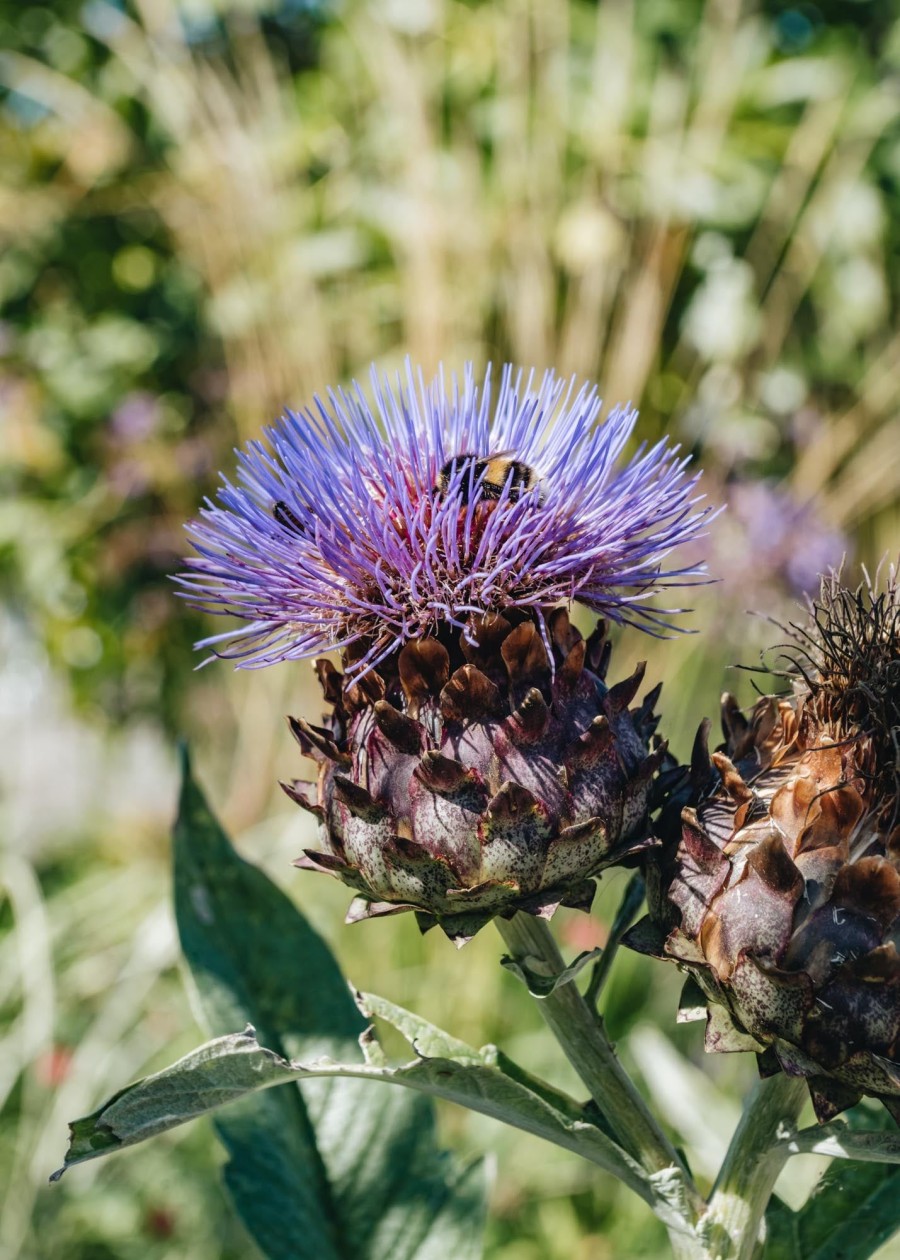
[358,988,606,1127]
[57,753,487,1260]
[52,1029,290,1174]
[291,1052,684,1229]
[764,1109,900,1260]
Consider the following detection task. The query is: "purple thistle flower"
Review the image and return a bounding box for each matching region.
[179,361,715,676]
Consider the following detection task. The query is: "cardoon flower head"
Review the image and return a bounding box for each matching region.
[180,361,712,678]
[630,564,900,1122]
[181,361,715,941]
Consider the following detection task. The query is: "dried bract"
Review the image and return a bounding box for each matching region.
[631,566,900,1122]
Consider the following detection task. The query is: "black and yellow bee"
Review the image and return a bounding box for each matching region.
[435,453,539,505]
[273,500,308,535]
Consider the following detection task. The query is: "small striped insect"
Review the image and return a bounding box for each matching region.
[273,500,308,536]
[435,453,539,504]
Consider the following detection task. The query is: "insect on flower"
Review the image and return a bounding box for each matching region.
[435,452,540,504]
[272,500,308,536]
[179,360,716,679]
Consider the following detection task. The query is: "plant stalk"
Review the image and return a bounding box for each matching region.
[496,912,701,1215]
[703,1074,807,1260]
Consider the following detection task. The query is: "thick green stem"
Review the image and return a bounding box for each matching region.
[496,915,813,1257]
[496,913,700,1212]
[703,1074,807,1260]
[668,1233,715,1260]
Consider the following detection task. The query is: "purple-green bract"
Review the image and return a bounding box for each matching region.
[180,361,714,675]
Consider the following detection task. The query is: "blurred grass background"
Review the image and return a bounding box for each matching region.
[1,0,898,1256]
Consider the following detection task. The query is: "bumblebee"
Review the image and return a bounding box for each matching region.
[436,453,538,504]
[273,500,308,536]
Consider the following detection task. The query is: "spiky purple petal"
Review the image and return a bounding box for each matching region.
[179,361,716,674]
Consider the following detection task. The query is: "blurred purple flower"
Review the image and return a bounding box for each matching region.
[107,457,151,499]
[727,480,848,597]
[179,362,716,675]
[110,391,160,443]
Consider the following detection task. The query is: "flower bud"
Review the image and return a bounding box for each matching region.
[291,611,665,943]
[631,567,900,1122]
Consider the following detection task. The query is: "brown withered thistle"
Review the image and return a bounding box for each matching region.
[631,564,900,1122]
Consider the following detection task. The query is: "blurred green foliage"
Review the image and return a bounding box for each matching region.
[1,0,898,1257]
[2,0,898,734]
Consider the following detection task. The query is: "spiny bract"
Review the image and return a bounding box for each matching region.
[630,567,900,1122]
[289,610,665,943]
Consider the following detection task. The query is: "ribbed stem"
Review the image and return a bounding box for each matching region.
[496,913,700,1211]
[704,1074,807,1260]
[668,1232,714,1260]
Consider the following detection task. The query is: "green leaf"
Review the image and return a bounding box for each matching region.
[358,988,608,1126]
[51,1029,291,1175]
[775,1122,900,1165]
[500,947,603,996]
[292,1052,656,1204]
[764,1109,900,1260]
[356,990,488,1063]
[54,1023,679,1225]
[173,748,363,1062]
[54,756,687,1237]
[57,753,487,1260]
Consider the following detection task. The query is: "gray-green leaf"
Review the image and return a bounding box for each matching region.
[56,753,487,1260]
[775,1122,900,1166]
[55,1022,678,1225]
[500,947,603,997]
[763,1109,900,1260]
